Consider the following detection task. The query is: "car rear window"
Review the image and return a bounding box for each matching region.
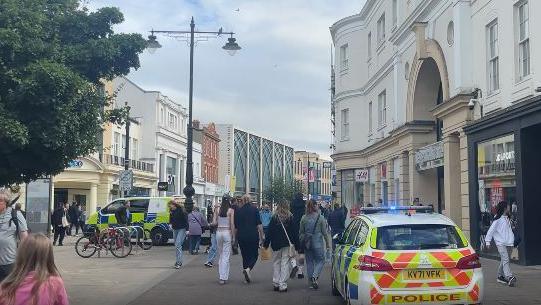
[376,224,466,250]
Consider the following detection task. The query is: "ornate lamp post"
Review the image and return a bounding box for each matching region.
[147,17,240,213]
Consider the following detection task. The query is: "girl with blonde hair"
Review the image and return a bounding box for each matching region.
[0,233,68,305]
[263,201,298,292]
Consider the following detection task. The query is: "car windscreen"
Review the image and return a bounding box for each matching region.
[376,224,466,250]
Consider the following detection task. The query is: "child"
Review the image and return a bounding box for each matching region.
[485,201,516,287]
[0,233,69,305]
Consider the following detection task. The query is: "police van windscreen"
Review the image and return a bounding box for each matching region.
[376,224,466,250]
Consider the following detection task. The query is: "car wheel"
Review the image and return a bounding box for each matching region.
[331,267,340,296]
[151,227,166,246]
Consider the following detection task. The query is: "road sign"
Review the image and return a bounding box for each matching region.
[119,170,133,191]
[158,182,168,191]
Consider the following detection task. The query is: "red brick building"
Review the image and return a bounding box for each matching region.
[193,120,220,184]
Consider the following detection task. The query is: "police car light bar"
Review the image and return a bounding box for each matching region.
[360,206,434,213]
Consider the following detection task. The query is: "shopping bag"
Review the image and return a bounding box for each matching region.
[260,247,272,261]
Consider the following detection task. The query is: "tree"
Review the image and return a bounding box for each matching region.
[263,177,304,204]
[0,0,147,185]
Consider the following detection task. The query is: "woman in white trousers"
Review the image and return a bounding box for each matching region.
[263,201,298,292]
[214,196,235,284]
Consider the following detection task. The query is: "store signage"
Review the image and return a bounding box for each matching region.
[25,178,52,234]
[67,160,83,168]
[381,162,387,179]
[354,169,369,182]
[496,151,515,162]
[119,170,133,191]
[415,141,444,171]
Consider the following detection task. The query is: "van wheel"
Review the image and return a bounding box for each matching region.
[151,228,166,246]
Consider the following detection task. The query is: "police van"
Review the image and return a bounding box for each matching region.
[331,206,484,305]
[86,196,173,246]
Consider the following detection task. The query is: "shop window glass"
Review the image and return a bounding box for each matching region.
[477,134,518,259]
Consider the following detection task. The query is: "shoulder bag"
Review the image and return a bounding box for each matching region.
[302,214,320,251]
[277,216,296,258]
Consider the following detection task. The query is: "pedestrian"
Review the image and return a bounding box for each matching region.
[214,196,235,284]
[485,200,517,287]
[73,205,83,236]
[260,203,272,237]
[0,191,29,282]
[263,201,298,293]
[327,203,346,250]
[290,192,305,279]
[13,203,25,219]
[204,203,219,268]
[169,200,188,269]
[299,200,331,290]
[0,233,69,305]
[114,201,131,226]
[188,207,208,255]
[234,195,264,283]
[78,208,86,235]
[51,202,69,247]
[67,202,77,236]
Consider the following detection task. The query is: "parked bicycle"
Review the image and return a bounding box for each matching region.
[75,227,132,258]
[115,224,153,250]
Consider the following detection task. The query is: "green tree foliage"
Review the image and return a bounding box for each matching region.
[0,0,147,185]
[263,177,304,203]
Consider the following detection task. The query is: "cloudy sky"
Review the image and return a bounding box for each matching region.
[87,0,364,159]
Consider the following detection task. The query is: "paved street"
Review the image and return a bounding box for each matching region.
[55,236,541,305]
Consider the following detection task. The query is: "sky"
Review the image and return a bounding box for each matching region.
[87,0,364,159]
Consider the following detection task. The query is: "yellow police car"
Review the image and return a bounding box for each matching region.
[331,206,483,305]
[86,197,172,245]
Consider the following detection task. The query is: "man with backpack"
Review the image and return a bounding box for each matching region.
[0,190,28,281]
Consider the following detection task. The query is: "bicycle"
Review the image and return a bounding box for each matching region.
[115,224,153,251]
[75,227,132,258]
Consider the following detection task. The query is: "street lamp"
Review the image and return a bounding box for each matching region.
[147,17,240,213]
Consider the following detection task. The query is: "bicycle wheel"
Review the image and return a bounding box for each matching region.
[140,229,153,250]
[108,231,132,258]
[75,235,97,258]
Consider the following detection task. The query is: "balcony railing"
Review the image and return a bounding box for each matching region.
[100,154,155,173]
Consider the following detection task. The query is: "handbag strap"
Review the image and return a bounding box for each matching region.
[277,215,293,246]
[311,214,321,235]
[190,212,202,227]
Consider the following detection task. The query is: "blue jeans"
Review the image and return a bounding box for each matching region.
[189,235,201,254]
[305,247,325,280]
[173,229,186,265]
[206,233,217,263]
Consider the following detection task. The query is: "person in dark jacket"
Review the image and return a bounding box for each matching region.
[290,192,305,279]
[328,203,346,250]
[51,202,69,246]
[67,202,77,236]
[114,201,131,226]
[264,201,298,292]
[169,200,188,269]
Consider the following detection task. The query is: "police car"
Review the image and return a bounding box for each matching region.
[331,206,483,305]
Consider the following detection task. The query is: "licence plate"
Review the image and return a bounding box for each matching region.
[403,269,446,281]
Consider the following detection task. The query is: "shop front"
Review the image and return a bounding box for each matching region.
[465,96,541,265]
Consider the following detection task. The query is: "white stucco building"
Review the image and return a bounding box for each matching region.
[331,0,541,265]
[113,77,188,196]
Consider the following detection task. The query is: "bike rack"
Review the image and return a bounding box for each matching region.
[114,225,146,255]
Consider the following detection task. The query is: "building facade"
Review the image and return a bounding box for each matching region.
[294,151,333,202]
[112,77,188,196]
[193,120,223,207]
[215,124,295,201]
[331,0,540,264]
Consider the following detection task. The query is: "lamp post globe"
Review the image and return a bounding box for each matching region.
[222,37,241,56]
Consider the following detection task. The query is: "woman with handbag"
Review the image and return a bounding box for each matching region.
[263,201,298,292]
[299,200,331,290]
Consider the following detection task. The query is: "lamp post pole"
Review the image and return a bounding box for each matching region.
[183,18,196,213]
[124,102,131,198]
[147,17,241,213]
